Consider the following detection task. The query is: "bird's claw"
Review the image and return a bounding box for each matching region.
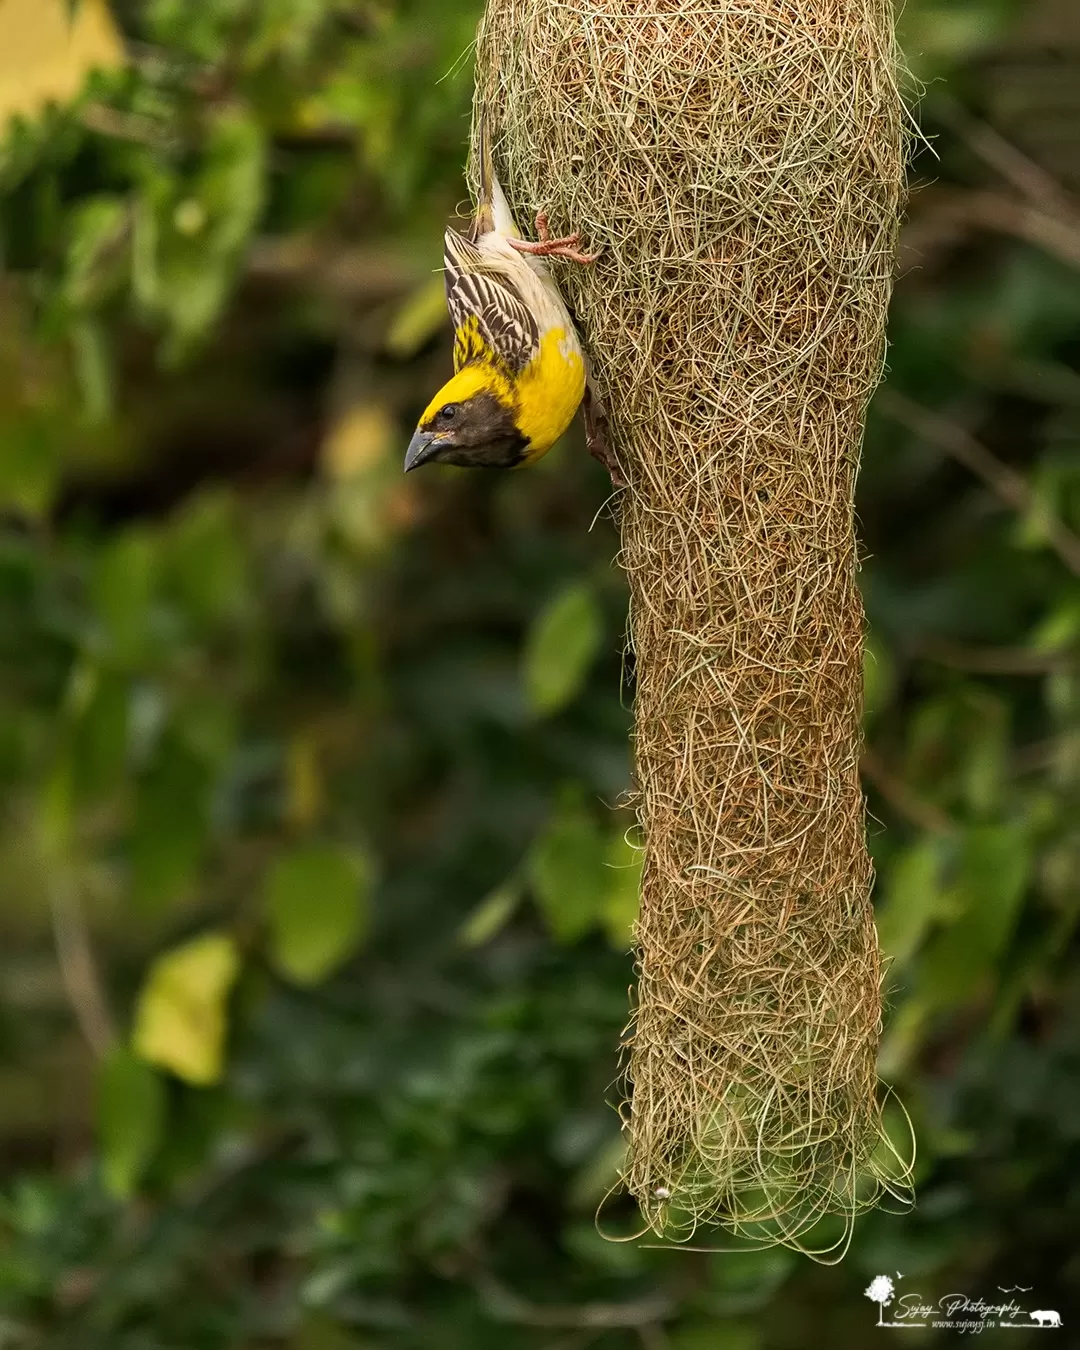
[583,384,624,489]
[508,210,598,265]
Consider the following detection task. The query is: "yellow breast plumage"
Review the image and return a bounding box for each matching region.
[514,325,585,459]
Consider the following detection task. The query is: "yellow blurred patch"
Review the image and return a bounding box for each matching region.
[320,402,394,480]
[0,0,125,130]
[285,732,324,831]
[132,932,240,1087]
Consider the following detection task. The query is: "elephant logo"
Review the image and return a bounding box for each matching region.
[1030,1310,1062,1328]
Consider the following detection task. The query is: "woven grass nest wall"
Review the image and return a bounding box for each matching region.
[474,0,911,1250]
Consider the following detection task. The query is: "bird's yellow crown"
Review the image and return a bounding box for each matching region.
[419,360,513,429]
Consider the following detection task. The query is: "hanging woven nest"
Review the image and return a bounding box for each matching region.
[474,0,913,1251]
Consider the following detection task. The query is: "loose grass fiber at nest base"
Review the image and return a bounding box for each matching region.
[473,0,913,1252]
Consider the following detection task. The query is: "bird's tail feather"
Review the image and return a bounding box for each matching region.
[473,111,518,239]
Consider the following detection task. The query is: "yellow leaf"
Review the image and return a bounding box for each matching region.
[0,0,125,131]
[132,932,239,1086]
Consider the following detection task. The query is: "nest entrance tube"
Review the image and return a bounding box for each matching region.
[475,0,911,1249]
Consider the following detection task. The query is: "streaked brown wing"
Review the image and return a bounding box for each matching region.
[443,228,539,375]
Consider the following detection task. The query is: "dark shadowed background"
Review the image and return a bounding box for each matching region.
[0,0,1077,1346]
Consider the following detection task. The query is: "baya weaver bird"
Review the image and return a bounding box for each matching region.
[403,122,603,476]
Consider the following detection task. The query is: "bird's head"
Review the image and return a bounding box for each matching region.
[404,365,526,472]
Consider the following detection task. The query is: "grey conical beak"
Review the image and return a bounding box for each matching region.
[404,430,437,473]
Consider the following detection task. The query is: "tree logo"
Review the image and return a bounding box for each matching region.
[865,1275,896,1327]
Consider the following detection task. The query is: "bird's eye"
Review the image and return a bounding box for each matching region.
[438,404,458,423]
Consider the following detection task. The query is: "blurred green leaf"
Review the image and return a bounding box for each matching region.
[958,822,1031,959]
[1029,598,1080,652]
[265,843,371,985]
[70,666,129,798]
[458,879,520,948]
[527,790,608,943]
[199,111,266,258]
[568,1133,626,1210]
[921,823,1031,1003]
[961,699,1008,817]
[91,528,157,667]
[863,631,896,727]
[523,582,603,717]
[63,195,127,308]
[601,828,641,950]
[133,931,240,1086]
[875,838,946,969]
[142,109,267,354]
[98,1045,165,1199]
[37,757,74,859]
[385,276,448,359]
[162,492,249,625]
[878,994,931,1080]
[0,414,60,517]
[71,316,112,421]
[129,736,211,911]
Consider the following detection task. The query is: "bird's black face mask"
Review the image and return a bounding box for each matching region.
[404,391,528,471]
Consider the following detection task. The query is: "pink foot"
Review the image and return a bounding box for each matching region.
[508,211,598,265]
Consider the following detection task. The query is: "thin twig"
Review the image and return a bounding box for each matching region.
[80,103,172,149]
[903,97,1080,274]
[899,189,1080,273]
[935,96,1079,217]
[962,192,1080,271]
[861,748,955,836]
[245,237,419,301]
[913,639,1080,675]
[48,872,115,1059]
[876,389,1080,578]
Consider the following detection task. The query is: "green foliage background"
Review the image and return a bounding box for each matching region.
[1,0,1079,1345]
